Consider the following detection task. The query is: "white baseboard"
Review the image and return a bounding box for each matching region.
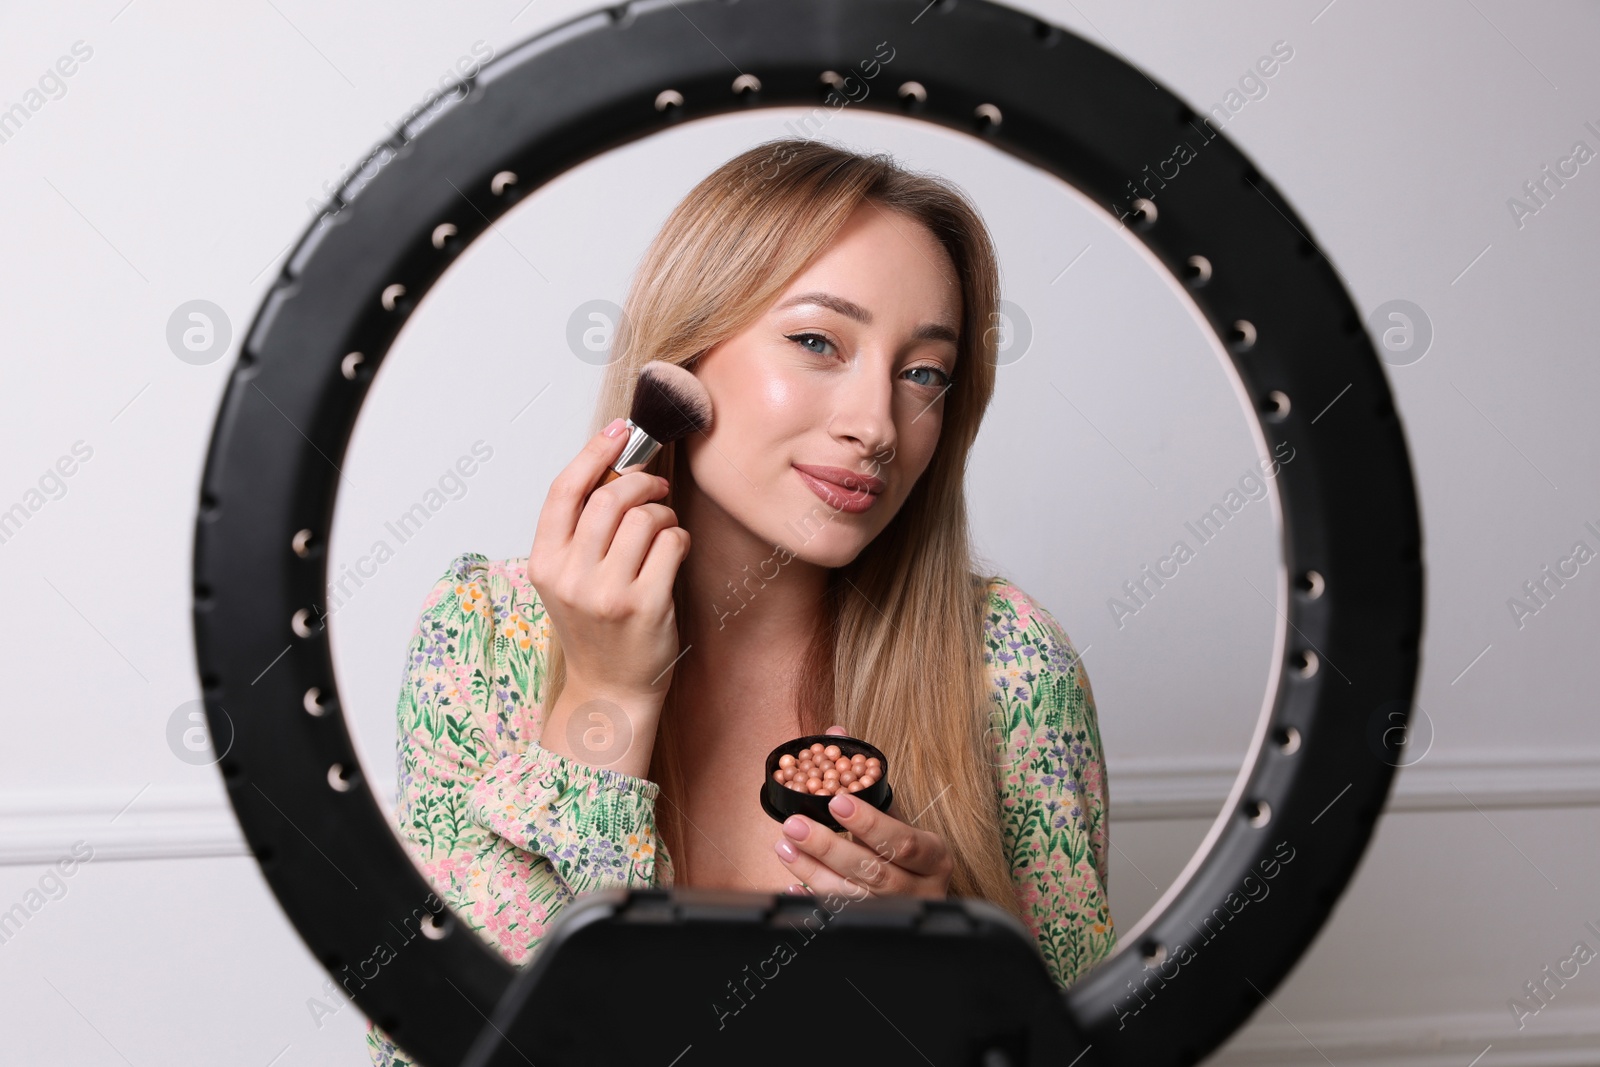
[1,749,1596,866]
[0,784,247,866]
[1107,749,1600,822]
[1211,1004,1600,1067]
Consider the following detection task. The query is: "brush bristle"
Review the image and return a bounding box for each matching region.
[629,360,713,444]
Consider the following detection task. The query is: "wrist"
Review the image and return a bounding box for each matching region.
[540,681,660,779]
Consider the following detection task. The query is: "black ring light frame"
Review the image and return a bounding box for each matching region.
[192,0,1423,1064]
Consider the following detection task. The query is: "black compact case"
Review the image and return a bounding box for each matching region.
[760,733,893,832]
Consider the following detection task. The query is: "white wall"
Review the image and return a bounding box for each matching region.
[1,1,1595,1064]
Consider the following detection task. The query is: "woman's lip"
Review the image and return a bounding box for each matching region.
[794,467,879,513]
[791,464,885,495]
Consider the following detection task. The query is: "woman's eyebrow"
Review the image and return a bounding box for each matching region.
[778,290,958,345]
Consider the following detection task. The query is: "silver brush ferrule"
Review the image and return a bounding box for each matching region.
[612,420,661,473]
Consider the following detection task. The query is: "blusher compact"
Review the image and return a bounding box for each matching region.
[760,733,893,832]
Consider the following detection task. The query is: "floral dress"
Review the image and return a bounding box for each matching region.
[366,553,1114,1065]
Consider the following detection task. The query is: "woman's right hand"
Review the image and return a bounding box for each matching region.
[528,417,691,710]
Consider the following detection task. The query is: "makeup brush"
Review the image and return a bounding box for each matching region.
[597,360,713,487]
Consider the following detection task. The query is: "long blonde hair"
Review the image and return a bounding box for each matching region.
[544,136,1018,920]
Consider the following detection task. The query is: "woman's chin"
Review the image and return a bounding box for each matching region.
[778,531,869,570]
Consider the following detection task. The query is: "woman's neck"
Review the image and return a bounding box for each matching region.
[671,478,830,735]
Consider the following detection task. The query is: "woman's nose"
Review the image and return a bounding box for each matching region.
[826,364,896,457]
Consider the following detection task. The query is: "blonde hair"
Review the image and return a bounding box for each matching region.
[543,137,1019,920]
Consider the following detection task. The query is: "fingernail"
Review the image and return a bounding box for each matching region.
[830,794,856,818]
[782,816,810,840]
[775,839,798,861]
[603,417,628,438]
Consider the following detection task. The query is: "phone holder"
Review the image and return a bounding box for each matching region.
[462,890,1085,1067]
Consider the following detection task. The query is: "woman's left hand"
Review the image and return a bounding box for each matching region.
[773,725,953,901]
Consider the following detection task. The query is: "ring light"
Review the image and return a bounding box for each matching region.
[192,1,1423,1063]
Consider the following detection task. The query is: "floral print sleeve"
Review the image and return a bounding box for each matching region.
[366,553,671,1067]
[983,577,1116,987]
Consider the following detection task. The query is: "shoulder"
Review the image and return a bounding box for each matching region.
[978,575,1078,664]
[422,552,539,603]
[978,574,1098,735]
[416,553,548,646]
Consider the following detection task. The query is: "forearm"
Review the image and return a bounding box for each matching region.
[372,554,673,1065]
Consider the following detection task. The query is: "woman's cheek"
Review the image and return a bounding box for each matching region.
[760,368,803,413]
[895,418,937,475]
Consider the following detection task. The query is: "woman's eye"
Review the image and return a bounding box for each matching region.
[787,332,836,357]
[787,333,950,390]
[904,365,952,389]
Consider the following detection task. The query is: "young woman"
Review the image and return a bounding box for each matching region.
[369,137,1113,1065]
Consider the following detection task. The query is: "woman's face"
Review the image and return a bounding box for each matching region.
[682,202,963,568]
